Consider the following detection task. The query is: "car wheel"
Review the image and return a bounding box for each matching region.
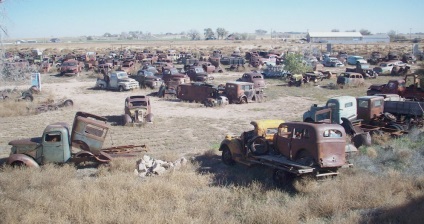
[119,86,124,92]
[240,97,247,104]
[221,146,235,166]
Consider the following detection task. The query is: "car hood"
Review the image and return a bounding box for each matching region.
[9,137,42,146]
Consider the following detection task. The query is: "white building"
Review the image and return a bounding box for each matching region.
[307,32,363,44]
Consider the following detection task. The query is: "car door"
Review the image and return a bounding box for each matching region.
[42,131,65,163]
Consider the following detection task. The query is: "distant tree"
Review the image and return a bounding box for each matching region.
[345,29,356,32]
[216,27,228,40]
[255,29,267,35]
[387,30,397,41]
[204,28,215,39]
[359,29,372,35]
[86,36,93,40]
[331,29,340,32]
[283,53,311,75]
[187,29,200,40]
[103,33,112,37]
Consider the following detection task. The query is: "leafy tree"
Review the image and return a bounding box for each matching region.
[216,27,228,40]
[204,28,215,39]
[345,29,356,32]
[331,29,340,32]
[359,29,372,35]
[283,53,311,75]
[255,29,267,35]
[187,29,200,40]
[103,33,112,37]
[86,36,93,40]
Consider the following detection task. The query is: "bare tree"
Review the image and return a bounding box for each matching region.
[187,29,200,40]
[255,29,267,35]
[359,29,372,35]
[216,27,228,40]
[331,29,340,32]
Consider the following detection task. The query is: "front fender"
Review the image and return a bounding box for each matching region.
[219,137,244,159]
[7,154,40,168]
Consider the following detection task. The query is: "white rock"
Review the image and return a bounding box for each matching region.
[138,163,147,172]
[143,155,151,163]
[153,166,166,175]
[133,169,139,175]
[145,160,153,168]
[161,162,171,169]
[138,171,147,177]
[180,157,188,166]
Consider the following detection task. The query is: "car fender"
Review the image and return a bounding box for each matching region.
[220,137,244,159]
[7,154,40,167]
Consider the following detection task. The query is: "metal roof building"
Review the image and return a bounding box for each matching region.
[362,34,390,43]
[307,32,363,44]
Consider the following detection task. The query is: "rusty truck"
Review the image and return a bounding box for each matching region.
[7,111,147,167]
[219,120,352,186]
[367,74,424,101]
[303,96,409,146]
[176,82,228,107]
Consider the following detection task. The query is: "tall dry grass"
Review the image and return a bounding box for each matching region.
[1,132,423,224]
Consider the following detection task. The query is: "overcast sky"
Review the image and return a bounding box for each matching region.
[2,0,423,39]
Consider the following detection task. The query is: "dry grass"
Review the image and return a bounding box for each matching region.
[1,138,423,224]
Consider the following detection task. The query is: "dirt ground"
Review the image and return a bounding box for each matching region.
[0,40,420,162]
[0,71,318,161]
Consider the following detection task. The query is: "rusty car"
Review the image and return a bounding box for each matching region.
[224,81,265,104]
[123,96,153,126]
[131,70,163,89]
[336,72,365,87]
[237,72,266,89]
[60,59,82,76]
[220,120,351,186]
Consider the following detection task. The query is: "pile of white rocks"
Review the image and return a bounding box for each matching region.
[134,155,188,177]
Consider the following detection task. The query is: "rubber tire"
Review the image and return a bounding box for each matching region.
[64,100,73,107]
[384,112,397,122]
[221,147,235,166]
[119,86,124,92]
[240,97,247,104]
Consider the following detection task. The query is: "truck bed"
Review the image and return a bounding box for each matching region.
[385,101,424,117]
[249,154,315,174]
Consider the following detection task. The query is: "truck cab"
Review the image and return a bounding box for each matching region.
[356,96,385,123]
[7,111,111,167]
[96,71,139,92]
[303,96,357,124]
[8,123,72,166]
